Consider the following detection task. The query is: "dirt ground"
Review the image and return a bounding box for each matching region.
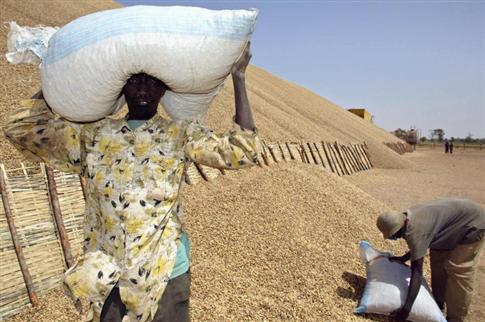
[346,147,485,322]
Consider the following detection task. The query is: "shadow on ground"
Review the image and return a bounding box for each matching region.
[337,271,394,322]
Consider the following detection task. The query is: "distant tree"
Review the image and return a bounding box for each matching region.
[465,133,474,143]
[393,128,407,140]
[429,129,445,142]
[420,136,427,143]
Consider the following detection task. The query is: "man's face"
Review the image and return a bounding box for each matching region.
[388,226,405,240]
[123,73,167,120]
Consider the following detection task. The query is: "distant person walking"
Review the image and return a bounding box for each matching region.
[376,198,484,322]
[445,140,450,153]
[450,140,454,154]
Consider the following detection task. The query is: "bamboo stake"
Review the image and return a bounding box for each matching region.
[255,156,264,168]
[307,143,318,164]
[321,142,336,174]
[266,143,278,163]
[261,152,270,167]
[354,144,368,169]
[333,143,349,175]
[326,142,342,176]
[342,145,357,172]
[297,145,305,163]
[348,145,362,171]
[359,144,373,168]
[285,142,295,160]
[0,165,39,306]
[260,144,270,166]
[350,145,365,171]
[44,165,74,268]
[331,143,345,176]
[337,143,353,174]
[339,145,354,173]
[313,143,326,168]
[336,142,352,175]
[356,144,369,170]
[343,145,359,173]
[194,162,209,181]
[278,143,287,161]
[300,143,311,163]
[358,145,372,169]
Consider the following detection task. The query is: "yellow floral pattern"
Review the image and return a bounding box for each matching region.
[3,99,260,322]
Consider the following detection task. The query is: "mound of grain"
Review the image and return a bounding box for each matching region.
[182,162,408,321]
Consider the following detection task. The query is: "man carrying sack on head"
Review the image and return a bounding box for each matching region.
[376,198,484,322]
[3,43,260,322]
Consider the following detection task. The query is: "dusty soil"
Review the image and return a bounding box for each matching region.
[346,148,485,322]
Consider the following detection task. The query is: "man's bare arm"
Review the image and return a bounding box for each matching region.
[390,251,411,263]
[391,257,423,321]
[232,43,255,131]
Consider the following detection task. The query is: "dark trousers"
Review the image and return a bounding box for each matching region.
[100,271,191,322]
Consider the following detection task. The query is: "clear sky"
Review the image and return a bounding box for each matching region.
[119,0,485,139]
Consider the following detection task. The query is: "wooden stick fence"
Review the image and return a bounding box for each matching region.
[255,141,372,177]
[0,140,372,319]
[384,141,413,154]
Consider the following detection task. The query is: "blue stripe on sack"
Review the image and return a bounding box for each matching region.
[354,241,371,315]
[44,5,258,65]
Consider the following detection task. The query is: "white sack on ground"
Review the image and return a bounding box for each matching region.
[355,241,447,322]
[40,5,258,122]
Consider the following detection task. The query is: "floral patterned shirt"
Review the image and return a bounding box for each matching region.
[3,99,260,322]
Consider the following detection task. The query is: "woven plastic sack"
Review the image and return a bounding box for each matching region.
[5,22,58,64]
[356,241,447,322]
[39,5,258,122]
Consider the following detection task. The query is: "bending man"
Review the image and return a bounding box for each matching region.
[376,198,484,322]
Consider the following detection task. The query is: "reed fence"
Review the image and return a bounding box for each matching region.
[0,141,372,319]
[384,141,413,155]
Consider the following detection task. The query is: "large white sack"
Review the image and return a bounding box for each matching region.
[40,5,258,122]
[355,241,446,322]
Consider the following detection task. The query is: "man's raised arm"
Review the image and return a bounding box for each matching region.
[183,42,261,170]
[233,42,255,131]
